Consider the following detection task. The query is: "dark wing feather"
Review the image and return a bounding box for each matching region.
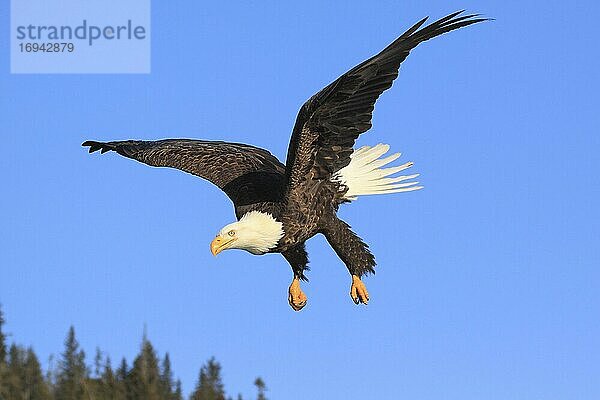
[284,11,488,192]
[83,139,286,206]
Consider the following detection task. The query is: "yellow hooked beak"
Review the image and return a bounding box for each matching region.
[210,236,236,256]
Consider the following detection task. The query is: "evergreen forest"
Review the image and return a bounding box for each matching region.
[0,306,267,400]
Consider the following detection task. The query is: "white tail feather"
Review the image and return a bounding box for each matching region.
[332,144,423,201]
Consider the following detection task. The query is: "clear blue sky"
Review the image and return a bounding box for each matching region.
[1,1,599,399]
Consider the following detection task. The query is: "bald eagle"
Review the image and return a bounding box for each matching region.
[83,11,487,311]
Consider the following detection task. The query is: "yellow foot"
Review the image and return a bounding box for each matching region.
[350,275,369,305]
[288,278,307,311]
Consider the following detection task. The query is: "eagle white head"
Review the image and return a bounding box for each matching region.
[210,211,284,256]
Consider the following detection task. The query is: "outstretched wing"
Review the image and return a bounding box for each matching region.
[284,11,487,197]
[83,139,286,207]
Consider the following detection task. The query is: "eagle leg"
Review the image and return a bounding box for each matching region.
[350,275,370,305]
[282,243,309,311]
[322,217,376,305]
[288,277,308,311]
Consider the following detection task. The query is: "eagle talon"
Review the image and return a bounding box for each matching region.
[288,278,307,311]
[350,275,369,305]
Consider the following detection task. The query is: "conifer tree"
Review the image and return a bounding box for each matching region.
[96,356,113,400]
[87,347,105,399]
[174,379,183,400]
[94,347,103,377]
[159,352,175,399]
[190,357,226,400]
[254,378,267,400]
[89,355,124,400]
[54,326,88,400]
[117,357,128,382]
[45,354,56,391]
[127,335,162,400]
[0,305,7,399]
[5,344,25,399]
[0,305,6,365]
[23,348,52,400]
[4,344,51,399]
[108,357,128,400]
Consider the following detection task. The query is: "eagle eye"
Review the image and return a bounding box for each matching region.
[228,230,236,237]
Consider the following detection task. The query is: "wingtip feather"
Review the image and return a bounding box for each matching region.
[82,140,111,154]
